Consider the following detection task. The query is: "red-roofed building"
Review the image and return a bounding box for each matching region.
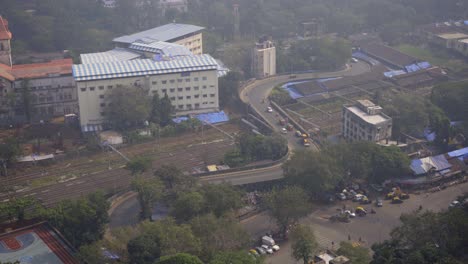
[0,17,78,125]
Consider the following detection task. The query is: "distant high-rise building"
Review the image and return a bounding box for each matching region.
[252,37,276,78]
[0,16,12,67]
[233,4,240,40]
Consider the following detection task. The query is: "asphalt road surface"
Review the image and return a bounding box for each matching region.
[241,181,468,264]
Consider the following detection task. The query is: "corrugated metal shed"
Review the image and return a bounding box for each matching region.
[410,155,452,175]
[129,41,192,57]
[80,48,142,64]
[73,54,218,82]
[113,23,204,44]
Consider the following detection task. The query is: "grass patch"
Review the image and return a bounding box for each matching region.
[30,175,59,188]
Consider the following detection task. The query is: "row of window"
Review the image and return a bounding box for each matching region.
[168,94,216,100]
[151,76,207,85]
[100,101,214,115]
[80,81,214,93]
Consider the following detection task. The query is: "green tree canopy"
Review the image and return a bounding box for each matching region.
[337,241,371,264]
[45,191,110,248]
[126,157,152,176]
[263,186,311,236]
[209,251,263,264]
[0,137,21,167]
[131,177,163,220]
[199,184,244,217]
[156,253,204,264]
[190,214,250,261]
[283,150,344,195]
[290,224,318,264]
[107,86,151,130]
[371,208,468,264]
[128,234,162,264]
[139,218,201,257]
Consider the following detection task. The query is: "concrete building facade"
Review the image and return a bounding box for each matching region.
[252,37,276,78]
[342,100,392,142]
[0,17,13,67]
[73,55,219,131]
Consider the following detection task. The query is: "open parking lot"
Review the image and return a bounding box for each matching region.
[241,181,468,264]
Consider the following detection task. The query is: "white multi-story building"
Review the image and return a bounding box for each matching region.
[73,54,219,132]
[342,100,392,142]
[113,23,204,55]
[252,37,276,78]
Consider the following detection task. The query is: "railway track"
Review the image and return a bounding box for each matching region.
[2,137,236,207]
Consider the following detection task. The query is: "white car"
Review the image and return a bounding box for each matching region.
[351,57,359,63]
[272,245,280,252]
[281,128,288,134]
[267,107,273,113]
[261,245,274,254]
[344,210,356,218]
[449,200,460,208]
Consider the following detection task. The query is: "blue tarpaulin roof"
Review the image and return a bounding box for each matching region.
[405,63,421,73]
[417,61,431,69]
[465,21,468,25]
[447,147,468,158]
[196,111,229,124]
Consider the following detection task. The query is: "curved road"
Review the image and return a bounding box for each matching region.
[199,60,370,185]
[110,63,371,228]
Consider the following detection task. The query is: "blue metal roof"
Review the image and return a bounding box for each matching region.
[196,111,229,124]
[73,54,218,82]
[410,155,452,175]
[447,147,468,158]
[113,23,204,44]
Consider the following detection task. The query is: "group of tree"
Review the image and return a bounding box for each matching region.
[377,93,451,149]
[0,137,21,169]
[224,132,288,167]
[107,87,173,130]
[431,81,468,145]
[277,37,351,73]
[371,206,468,264]
[283,142,410,197]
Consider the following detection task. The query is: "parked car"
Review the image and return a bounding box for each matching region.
[272,245,280,252]
[400,193,410,200]
[376,199,383,207]
[449,200,460,208]
[336,193,346,200]
[255,247,266,255]
[267,107,273,113]
[249,249,259,257]
[355,207,367,216]
[353,194,364,202]
[360,196,371,204]
[281,128,288,134]
[351,57,359,63]
[344,210,356,218]
[261,245,273,254]
[295,130,302,137]
[392,197,403,204]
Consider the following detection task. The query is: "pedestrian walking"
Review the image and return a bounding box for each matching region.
[348,234,351,241]
[359,237,362,242]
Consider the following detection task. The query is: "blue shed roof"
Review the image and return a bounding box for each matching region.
[447,147,468,158]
